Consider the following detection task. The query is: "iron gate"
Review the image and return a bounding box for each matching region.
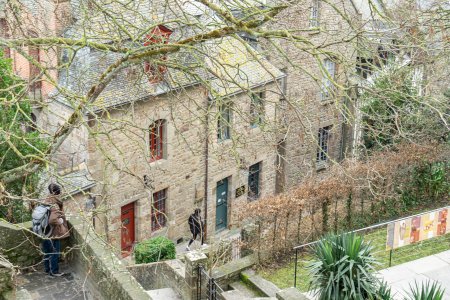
[196,265,224,300]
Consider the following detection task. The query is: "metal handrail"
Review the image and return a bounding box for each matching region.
[293,206,449,250]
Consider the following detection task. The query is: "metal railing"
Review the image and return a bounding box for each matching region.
[293,206,450,290]
[230,235,241,261]
[197,265,224,300]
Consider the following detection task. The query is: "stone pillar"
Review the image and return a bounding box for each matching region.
[184,251,208,300]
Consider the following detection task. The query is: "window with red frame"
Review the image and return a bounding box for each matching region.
[143,25,172,83]
[149,119,165,161]
[151,189,167,231]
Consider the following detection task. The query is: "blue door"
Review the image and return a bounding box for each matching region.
[216,178,228,231]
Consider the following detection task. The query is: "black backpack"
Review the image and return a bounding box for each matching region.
[32,205,53,238]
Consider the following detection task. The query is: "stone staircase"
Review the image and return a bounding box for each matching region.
[222,269,309,300]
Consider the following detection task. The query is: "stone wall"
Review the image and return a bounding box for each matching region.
[0,221,41,268]
[68,217,151,300]
[0,259,14,298]
[265,0,359,189]
[88,81,281,251]
[127,260,190,300]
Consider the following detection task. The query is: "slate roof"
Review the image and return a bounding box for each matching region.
[39,167,96,198]
[53,0,284,111]
[66,0,214,43]
[58,168,96,196]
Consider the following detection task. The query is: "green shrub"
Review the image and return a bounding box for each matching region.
[134,236,176,264]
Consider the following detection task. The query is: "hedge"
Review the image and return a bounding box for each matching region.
[134,236,176,264]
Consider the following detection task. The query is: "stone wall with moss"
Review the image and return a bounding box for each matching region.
[0,221,41,268]
[0,259,14,298]
[68,216,151,300]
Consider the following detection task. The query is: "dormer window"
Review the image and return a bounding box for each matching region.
[143,25,172,83]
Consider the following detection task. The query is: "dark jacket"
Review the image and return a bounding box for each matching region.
[188,213,203,234]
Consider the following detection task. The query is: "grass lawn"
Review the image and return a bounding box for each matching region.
[258,228,450,292]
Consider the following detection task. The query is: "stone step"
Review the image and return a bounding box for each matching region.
[222,290,246,300]
[276,287,310,300]
[222,290,277,300]
[229,280,261,298]
[241,270,281,298]
[146,288,182,300]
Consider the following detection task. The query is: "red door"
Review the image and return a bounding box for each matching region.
[121,202,135,257]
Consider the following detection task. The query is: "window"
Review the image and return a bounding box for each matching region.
[151,189,167,231]
[356,57,373,79]
[248,162,261,200]
[250,91,265,128]
[218,103,231,141]
[321,59,335,100]
[149,120,165,161]
[317,126,331,163]
[309,0,320,28]
[143,25,172,83]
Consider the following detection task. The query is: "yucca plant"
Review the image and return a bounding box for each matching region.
[377,280,393,300]
[404,280,445,300]
[308,232,379,300]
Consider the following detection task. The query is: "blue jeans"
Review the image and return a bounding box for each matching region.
[42,239,60,274]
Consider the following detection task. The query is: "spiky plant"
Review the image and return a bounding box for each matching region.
[405,280,445,300]
[377,280,393,300]
[308,232,379,300]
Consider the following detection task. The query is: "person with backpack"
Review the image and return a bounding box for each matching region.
[186,208,206,251]
[32,183,69,277]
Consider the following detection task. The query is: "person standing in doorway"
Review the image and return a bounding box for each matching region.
[186,208,205,251]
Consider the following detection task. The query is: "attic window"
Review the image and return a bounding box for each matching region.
[143,25,172,83]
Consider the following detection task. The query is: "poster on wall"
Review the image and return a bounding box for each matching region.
[410,216,421,244]
[386,207,450,250]
[386,218,411,250]
[420,212,436,240]
[437,208,448,236]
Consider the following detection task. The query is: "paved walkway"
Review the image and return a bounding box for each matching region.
[377,250,450,299]
[15,263,92,300]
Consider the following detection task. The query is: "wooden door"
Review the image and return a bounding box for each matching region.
[121,202,135,257]
[216,178,228,231]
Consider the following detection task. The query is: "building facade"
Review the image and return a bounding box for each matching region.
[1,0,361,255]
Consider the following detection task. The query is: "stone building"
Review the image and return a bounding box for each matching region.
[1,0,362,255]
[263,0,361,189]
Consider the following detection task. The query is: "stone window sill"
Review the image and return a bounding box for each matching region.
[316,161,328,171]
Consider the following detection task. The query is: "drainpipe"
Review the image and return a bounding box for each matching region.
[203,92,210,240]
